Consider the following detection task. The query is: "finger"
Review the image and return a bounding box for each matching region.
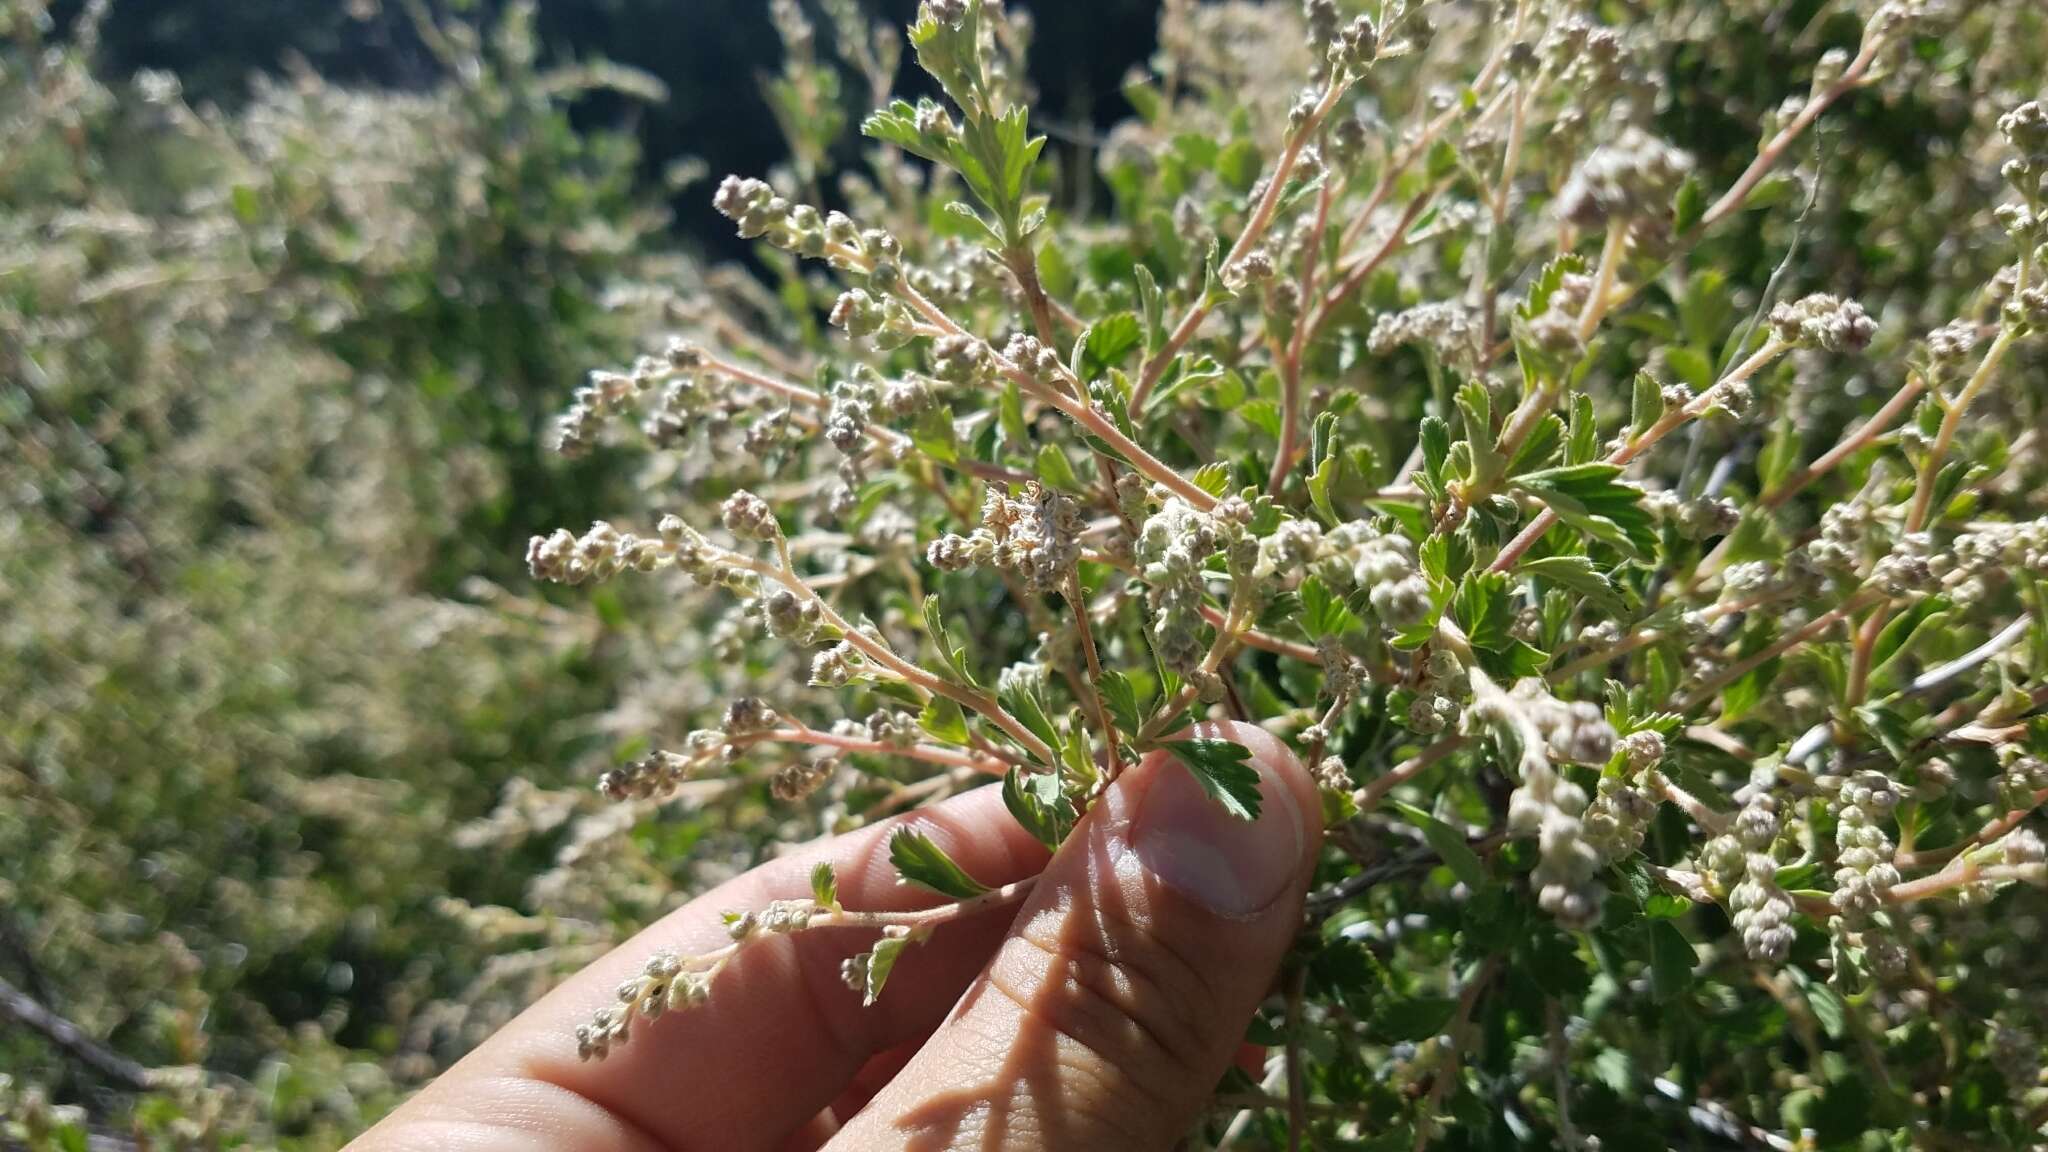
[831,720,1321,1152]
[349,782,1049,1152]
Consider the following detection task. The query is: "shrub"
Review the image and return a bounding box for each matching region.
[532,0,2048,1147]
[0,2,686,1145]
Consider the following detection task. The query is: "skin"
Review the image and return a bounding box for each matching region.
[350,721,1320,1152]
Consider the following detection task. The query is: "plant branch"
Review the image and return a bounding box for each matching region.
[1133,72,1360,412]
[0,974,157,1091]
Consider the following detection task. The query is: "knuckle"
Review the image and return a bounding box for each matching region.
[981,965,1176,1147]
[992,905,1228,1110]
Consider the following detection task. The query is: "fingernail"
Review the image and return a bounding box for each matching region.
[1129,745,1306,917]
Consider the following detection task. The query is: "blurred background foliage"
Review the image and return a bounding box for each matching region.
[2,2,1160,1145]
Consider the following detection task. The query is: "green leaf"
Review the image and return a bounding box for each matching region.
[1458,379,1504,484]
[1645,891,1693,919]
[860,99,954,166]
[811,861,839,909]
[941,199,1005,248]
[1519,254,1588,322]
[1034,443,1085,494]
[1721,653,1779,723]
[1520,555,1626,616]
[854,933,913,1006]
[1141,354,1226,414]
[1870,598,1951,694]
[1373,995,1460,1042]
[1165,739,1263,820]
[1217,138,1260,193]
[1306,411,1347,522]
[1664,346,1716,393]
[1076,311,1142,380]
[1099,670,1143,735]
[1192,461,1233,497]
[1300,575,1359,640]
[997,666,1063,758]
[922,596,978,686]
[1758,416,1801,495]
[918,696,970,745]
[229,184,261,224]
[998,380,1029,451]
[1722,513,1787,565]
[1506,412,1564,477]
[1134,264,1163,355]
[1806,981,1848,1039]
[1392,802,1490,891]
[1241,398,1283,439]
[1649,920,1694,1001]
[1564,393,1600,465]
[1419,415,1452,493]
[994,106,1047,209]
[1003,767,1076,849]
[1929,460,1979,522]
[1629,371,1665,437]
[1512,463,1657,559]
[1450,571,1516,653]
[1673,172,1707,235]
[889,828,992,898]
[1121,71,1162,122]
[912,404,960,464]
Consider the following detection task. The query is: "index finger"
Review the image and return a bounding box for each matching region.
[348,783,1049,1152]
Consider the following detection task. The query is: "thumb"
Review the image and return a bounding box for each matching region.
[830,720,1322,1152]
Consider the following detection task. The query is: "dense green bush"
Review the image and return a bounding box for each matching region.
[7,0,2048,1149]
[526,0,2048,1148]
[0,2,695,1145]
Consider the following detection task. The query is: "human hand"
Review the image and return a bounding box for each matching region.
[349,721,1320,1152]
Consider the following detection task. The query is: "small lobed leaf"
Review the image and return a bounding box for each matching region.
[1098,669,1144,735]
[889,829,992,899]
[1392,802,1491,892]
[921,595,978,686]
[855,933,912,1007]
[1512,462,1658,559]
[1002,767,1075,850]
[1076,311,1143,380]
[1165,738,1263,821]
[917,696,970,745]
[810,862,839,910]
[1034,443,1085,494]
[1519,555,1626,616]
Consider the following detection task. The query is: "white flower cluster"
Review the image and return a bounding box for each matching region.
[771,757,839,802]
[1644,488,1741,542]
[527,520,668,585]
[1704,794,1799,964]
[596,698,781,801]
[1869,531,1936,598]
[1582,731,1667,862]
[1367,300,1483,371]
[1998,752,2048,811]
[713,175,900,274]
[1804,496,1887,581]
[577,950,711,1060]
[1470,677,1619,928]
[1934,516,2048,605]
[926,481,1085,594]
[1311,520,1433,631]
[1517,272,1596,360]
[1556,127,1694,229]
[1998,100,2046,197]
[1831,771,1902,918]
[1766,293,1879,353]
[1134,496,1234,677]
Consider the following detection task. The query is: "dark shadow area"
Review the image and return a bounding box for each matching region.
[54,0,1160,260]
